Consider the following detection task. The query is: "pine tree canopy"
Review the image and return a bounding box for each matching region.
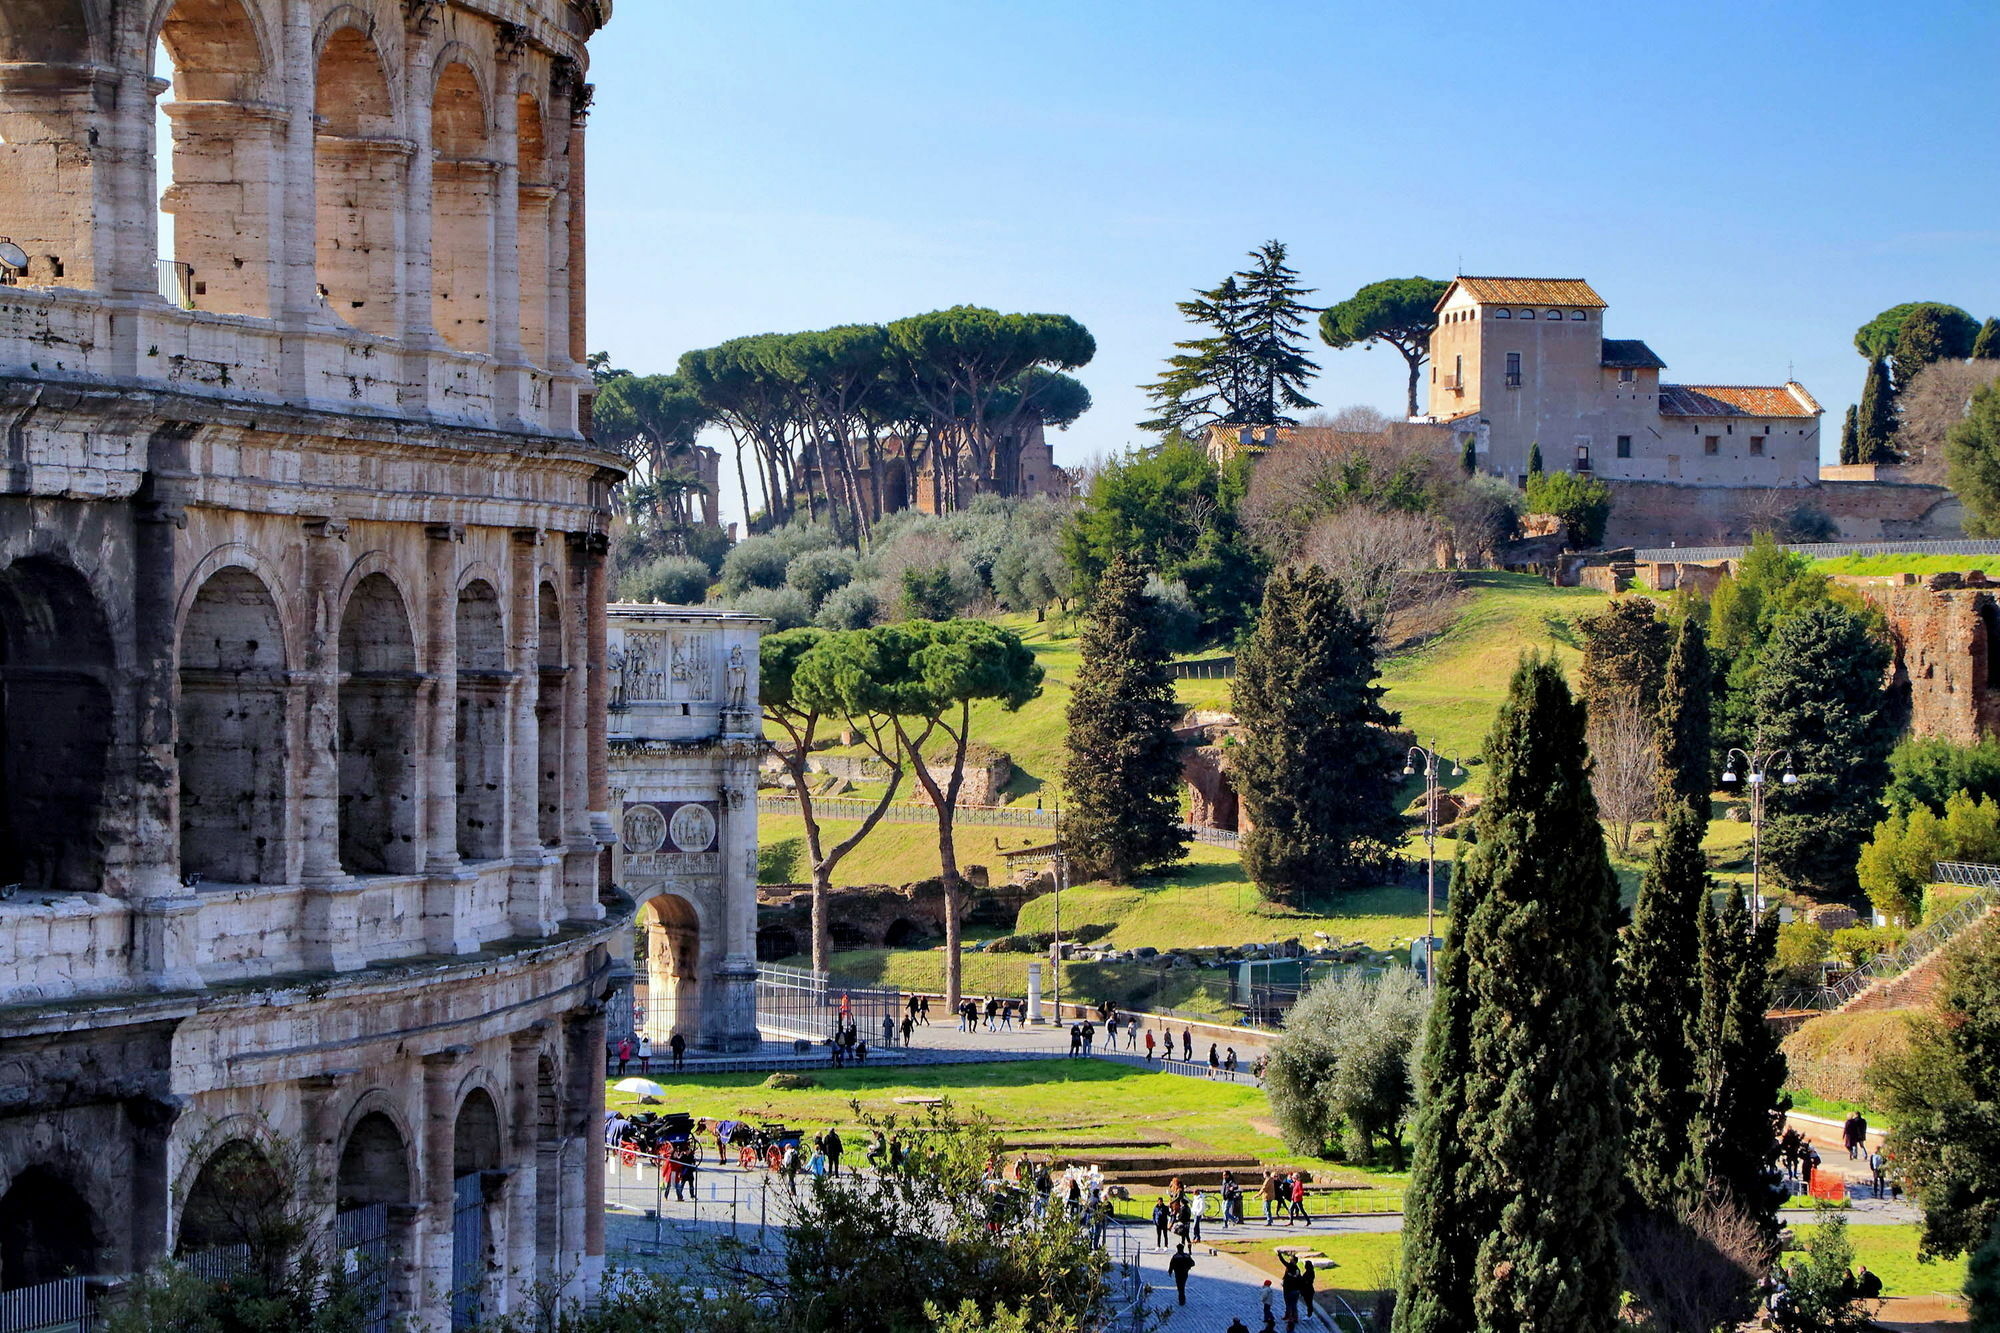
[1974,317,2000,361]
[1058,556,1190,882]
[1945,382,2000,539]
[1141,241,1320,436]
[1232,565,1404,904]
[1394,656,1623,1333]
[1755,603,1895,895]
[1318,276,1451,420]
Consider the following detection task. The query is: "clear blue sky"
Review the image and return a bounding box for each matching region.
[584,1,2000,527]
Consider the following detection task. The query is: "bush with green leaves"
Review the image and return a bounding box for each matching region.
[719,522,838,596]
[1885,736,2000,816]
[1263,968,1427,1166]
[728,585,813,630]
[759,837,805,884]
[1858,790,2000,923]
[1523,469,1613,548]
[616,553,712,605]
[1141,574,1201,655]
[1773,1209,1880,1333]
[813,581,880,630]
[1773,920,1834,989]
[785,547,857,610]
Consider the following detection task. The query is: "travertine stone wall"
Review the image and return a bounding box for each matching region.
[0,2,623,1326]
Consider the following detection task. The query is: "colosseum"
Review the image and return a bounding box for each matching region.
[0,0,623,1327]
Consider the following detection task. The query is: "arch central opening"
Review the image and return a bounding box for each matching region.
[337,574,419,875]
[641,893,701,1047]
[178,567,291,885]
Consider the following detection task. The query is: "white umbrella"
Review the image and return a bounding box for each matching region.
[613,1078,667,1098]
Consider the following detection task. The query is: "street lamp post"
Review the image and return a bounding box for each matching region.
[1405,743,1464,988]
[1721,746,1796,914]
[1051,841,1067,1021]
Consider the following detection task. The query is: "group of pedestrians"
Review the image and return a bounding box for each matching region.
[610,1031,687,1076]
[1257,1170,1314,1225]
[955,994,1028,1032]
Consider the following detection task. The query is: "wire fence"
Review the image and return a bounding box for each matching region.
[756,795,1242,846]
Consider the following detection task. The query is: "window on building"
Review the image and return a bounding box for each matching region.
[1453,353,1463,389]
[1495,308,1511,319]
[1520,309,1535,319]
[1618,366,1635,383]
[1704,436,1720,455]
[1505,351,1521,387]
[1546,309,1561,320]
[1575,443,1592,470]
[1569,310,1585,320]
[1616,435,1632,458]
[1750,436,1765,455]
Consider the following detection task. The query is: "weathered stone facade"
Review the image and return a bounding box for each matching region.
[605,607,765,1054]
[1857,575,2000,746]
[0,1,622,1326]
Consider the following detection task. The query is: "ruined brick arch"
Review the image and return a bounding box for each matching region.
[314,14,405,336]
[456,576,507,860]
[0,554,115,896]
[431,52,496,353]
[178,565,293,885]
[338,569,421,874]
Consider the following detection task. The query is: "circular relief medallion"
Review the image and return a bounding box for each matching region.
[667,803,717,853]
[622,803,667,854]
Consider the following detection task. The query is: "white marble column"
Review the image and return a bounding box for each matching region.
[423,523,475,954]
[508,530,555,935]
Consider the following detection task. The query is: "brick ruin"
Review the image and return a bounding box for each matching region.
[1858,573,2000,746]
[0,1,622,1324]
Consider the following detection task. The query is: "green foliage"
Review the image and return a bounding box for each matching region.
[1063,438,1266,642]
[1657,614,1715,806]
[897,567,961,621]
[785,547,857,611]
[1896,305,1959,391]
[1776,1209,1880,1333]
[1620,797,1709,1211]
[1460,434,1476,475]
[815,581,879,630]
[616,553,711,605]
[1264,970,1428,1166]
[1233,565,1405,904]
[1755,604,1896,895]
[1524,469,1612,547]
[1527,440,1544,476]
[1839,403,1860,466]
[1057,557,1190,883]
[1968,1213,2000,1330]
[1774,920,1834,989]
[1975,318,2000,362]
[1318,276,1451,419]
[1858,806,1942,923]
[1830,924,1906,968]
[1394,657,1623,1333]
[760,837,806,885]
[1576,596,1672,720]
[1873,921,2000,1262]
[1887,736,2000,815]
[720,523,838,596]
[1858,355,1899,464]
[1142,239,1321,435]
[1855,301,1980,363]
[1692,890,1789,1234]
[1947,382,2000,538]
[731,584,813,629]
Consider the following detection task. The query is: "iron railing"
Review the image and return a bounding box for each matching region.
[1775,861,1998,1011]
[756,963,902,1044]
[0,1277,93,1333]
[1632,538,2000,564]
[757,796,1241,846]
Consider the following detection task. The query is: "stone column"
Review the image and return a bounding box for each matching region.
[716,739,762,1052]
[507,530,554,936]
[276,0,321,337]
[419,1046,466,1333]
[400,5,444,412]
[564,1005,607,1292]
[583,541,612,842]
[1026,962,1044,1024]
[504,1025,545,1310]
[297,1072,351,1258]
[423,523,475,954]
[299,517,368,972]
[159,100,287,318]
[125,1092,183,1275]
[560,536,601,922]
[490,29,530,425]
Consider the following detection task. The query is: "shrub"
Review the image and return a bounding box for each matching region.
[727,585,813,630]
[719,523,837,595]
[1884,736,2000,815]
[765,1072,817,1090]
[1142,575,1202,656]
[1263,970,1426,1166]
[759,837,804,885]
[815,580,880,630]
[617,553,712,605]
[1830,924,1905,969]
[1773,920,1833,989]
[786,547,857,610]
[1524,469,1613,548]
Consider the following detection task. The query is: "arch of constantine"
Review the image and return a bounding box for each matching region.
[0,1,623,1327]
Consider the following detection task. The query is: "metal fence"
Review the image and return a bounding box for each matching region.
[0,1278,92,1333]
[1775,860,1998,1011]
[1170,656,1236,680]
[1631,538,2000,564]
[755,963,902,1044]
[336,1203,392,1333]
[757,796,1057,829]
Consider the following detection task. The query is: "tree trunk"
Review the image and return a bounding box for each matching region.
[938,811,962,1012]
[1405,352,1423,421]
[811,867,832,975]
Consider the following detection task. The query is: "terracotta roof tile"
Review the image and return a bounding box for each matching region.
[1445,277,1607,309]
[1658,383,1820,419]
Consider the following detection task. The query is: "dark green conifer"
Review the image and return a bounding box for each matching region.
[1974,317,2000,361]
[1394,657,1623,1333]
[1894,305,1953,390]
[1617,615,1712,1211]
[1858,355,1899,464]
[1057,556,1189,881]
[1839,404,1860,465]
[1462,434,1477,475]
[1691,890,1788,1234]
[1233,565,1403,904]
[1527,440,1544,476]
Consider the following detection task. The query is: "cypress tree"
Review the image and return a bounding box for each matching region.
[1839,404,1860,465]
[1894,305,1952,391]
[1394,657,1624,1333]
[1857,355,1899,464]
[1617,615,1712,1211]
[1233,565,1404,904]
[1527,440,1544,477]
[1974,317,2000,361]
[1462,434,1477,475]
[1057,555,1189,882]
[1691,889,1788,1234]
[1756,603,1896,896]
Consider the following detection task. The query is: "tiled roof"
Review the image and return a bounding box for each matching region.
[1601,339,1666,369]
[1444,277,1607,309]
[1658,382,1821,419]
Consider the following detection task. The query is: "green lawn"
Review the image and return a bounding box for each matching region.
[1219,1231,1403,1299]
[758,811,1038,888]
[1812,552,1998,578]
[1788,1220,1966,1301]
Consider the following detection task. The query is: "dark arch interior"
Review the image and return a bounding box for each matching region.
[337,574,419,875]
[755,925,799,962]
[0,1166,100,1291]
[179,567,290,884]
[453,1088,503,1178]
[829,920,866,950]
[337,1112,410,1211]
[176,1139,285,1256]
[456,581,507,860]
[536,583,565,846]
[882,918,928,949]
[0,557,113,895]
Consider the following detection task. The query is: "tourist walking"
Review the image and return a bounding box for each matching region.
[1869,1149,1887,1197]
[919,995,930,1024]
[1069,1023,1082,1057]
[1125,1019,1138,1050]
[1288,1172,1311,1225]
[901,1014,914,1045]
[1259,1171,1280,1225]
[669,1030,686,1072]
[1152,1198,1170,1248]
[1221,1170,1241,1227]
[637,1034,652,1073]
[1208,1043,1220,1078]
[1144,1029,1157,1062]
[1301,1260,1318,1317]
[1168,1244,1194,1306]
[1082,1021,1095,1055]
[1190,1188,1207,1242]
[882,1014,895,1048]
[823,1126,843,1176]
[1225,1046,1237,1078]
[1279,1253,1300,1323]
[1181,1027,1193,1061]
[1106,1013,1120,1047]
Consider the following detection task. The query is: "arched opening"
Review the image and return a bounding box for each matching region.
[0,3,98,290]
[154,0,273,316]
[0,558,112,895]
[176,1139,287,1265]
[338,574,419,875]
[336,1111,410,1332]
[314,25,403,337]
[455,580,507,861]
[755,925,799,962]
[829,920,866,951]
[514,91,552,365]
[0,1166,99,1290]
[642,894,702,1047]
[882,918,927,949]
[450,1088,503,1330]
[535,583,565,846]
[431,61,493,355]
[178,568,290,885]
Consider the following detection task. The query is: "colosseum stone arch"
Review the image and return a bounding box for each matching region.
[0,1,621,1325]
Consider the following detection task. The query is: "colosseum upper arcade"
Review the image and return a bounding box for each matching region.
[0,2,623,1328]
